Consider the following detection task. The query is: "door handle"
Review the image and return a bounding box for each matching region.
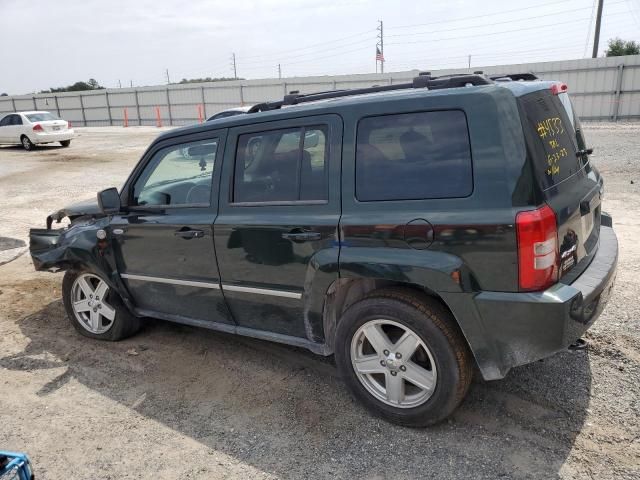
[174,228,205,239]
[281,230,322,242]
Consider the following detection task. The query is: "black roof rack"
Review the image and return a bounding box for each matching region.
[489,73,538,82]
[248,72,493,113]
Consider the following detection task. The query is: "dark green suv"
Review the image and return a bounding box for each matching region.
[29,72,618,426]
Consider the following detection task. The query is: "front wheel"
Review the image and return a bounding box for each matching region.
[60,140,71,147]
[62,269,141,341]
[21,135,34,151]
[335,288,473,427]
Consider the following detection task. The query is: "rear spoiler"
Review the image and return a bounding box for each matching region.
[489,73,538,82]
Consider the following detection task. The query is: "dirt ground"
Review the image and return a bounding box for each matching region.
[1,126,639,479]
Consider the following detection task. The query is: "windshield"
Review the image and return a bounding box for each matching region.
[26,112,59,122]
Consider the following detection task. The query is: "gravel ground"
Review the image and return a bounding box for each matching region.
[0,125,639,479]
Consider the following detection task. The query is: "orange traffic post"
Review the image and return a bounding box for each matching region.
[197,104,203,123]
[123,108,129,127]
[156,107,162,127]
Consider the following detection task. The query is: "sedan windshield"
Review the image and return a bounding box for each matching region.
[26,112,59,122]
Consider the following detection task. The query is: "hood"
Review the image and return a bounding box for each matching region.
[47,198,102,228]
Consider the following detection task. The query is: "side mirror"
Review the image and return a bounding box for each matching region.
[97,187,121,214]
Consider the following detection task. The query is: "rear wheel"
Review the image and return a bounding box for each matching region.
[21,135,34,151]
[60,140,71,147]
[335,288,473,427]
[62,269,141,341]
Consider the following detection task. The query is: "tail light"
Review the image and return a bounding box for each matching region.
[516,204,559,291]
[67,121,72,129]
[550,83,568,95]
[32,124,44,132]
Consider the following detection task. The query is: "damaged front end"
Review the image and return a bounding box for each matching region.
[30,199,108,272]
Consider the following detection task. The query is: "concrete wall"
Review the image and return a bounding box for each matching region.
[1,55,639,126]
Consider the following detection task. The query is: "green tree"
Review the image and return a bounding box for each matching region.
[0,93,7,96]
[177,77,242,84]
[605,38,640,56]
[40,79,105,93]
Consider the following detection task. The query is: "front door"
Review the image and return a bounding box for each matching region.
[214,115,342,339]
[112,131,232,325]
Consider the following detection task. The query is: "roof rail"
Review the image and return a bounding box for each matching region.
[248,72,493,113]
[489,73,538,81]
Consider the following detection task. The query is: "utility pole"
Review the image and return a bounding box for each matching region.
[231,53,238,79]
[592,0,604,58]
[278,63,282,79]
[376,20,385,74]
[165,69,170,84]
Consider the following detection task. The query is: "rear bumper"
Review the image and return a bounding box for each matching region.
[31,129,74,143]
[446,224,618,380]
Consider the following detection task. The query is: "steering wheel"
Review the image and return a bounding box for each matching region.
[185,184,211,204]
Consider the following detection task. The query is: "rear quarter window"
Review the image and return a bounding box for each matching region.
[519,91,582,190]
[355,110,473,201]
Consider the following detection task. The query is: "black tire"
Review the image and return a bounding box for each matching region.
[334,288,473,427]
[62,268,141,341]
[60,140,71,147]
[20,135,34,151]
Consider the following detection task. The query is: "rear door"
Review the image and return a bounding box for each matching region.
[0,115,11,142]
[214,115,342,339]
[519,88,601,279]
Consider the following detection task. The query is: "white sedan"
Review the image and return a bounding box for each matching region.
[0,111,75,150]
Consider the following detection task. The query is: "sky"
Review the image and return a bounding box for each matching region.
[1,0,639,94]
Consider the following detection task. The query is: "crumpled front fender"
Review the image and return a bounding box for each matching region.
[29,218,111,273]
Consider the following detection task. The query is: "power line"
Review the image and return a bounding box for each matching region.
[386,0,572,30]
[386,2,626,39]
[238,36,377,66]
[386,12,627,46]
[237,28,377,61]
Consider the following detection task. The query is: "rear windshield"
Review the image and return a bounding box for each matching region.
[25,112,59,122]
[519,91,583,190]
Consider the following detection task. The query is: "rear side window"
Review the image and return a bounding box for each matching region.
[356,110,473,201]
[520,92,581,190]
[233,125,328,203]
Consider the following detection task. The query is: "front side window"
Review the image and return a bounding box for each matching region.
[233,125,328,203]
[0,115,11,127]
[356,110,473,201]
[132,138,218,207]
[10,115,23,125]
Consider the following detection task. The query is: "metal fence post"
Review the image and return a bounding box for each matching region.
[11,97,16,112]
[105,91,113,126]
[612,63,624,122]
[200,86,207,118]
[283,82,287,95]
[32,96,37,110]
[79,94,87,126]
[165,89,173,125]
[54,95,60,117]
[134,89,141,126]
[239,84,244,106]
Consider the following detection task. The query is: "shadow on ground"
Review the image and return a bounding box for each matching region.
[1,299,592,479]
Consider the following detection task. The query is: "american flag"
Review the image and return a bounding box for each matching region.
[376,46,384,61]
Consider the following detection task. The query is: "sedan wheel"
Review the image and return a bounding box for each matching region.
[70,273,117,334]
[350,319,437,408]
[21,136,34,151]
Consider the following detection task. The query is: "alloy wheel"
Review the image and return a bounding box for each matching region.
[350,319,437,408]
[70,273,116,334]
